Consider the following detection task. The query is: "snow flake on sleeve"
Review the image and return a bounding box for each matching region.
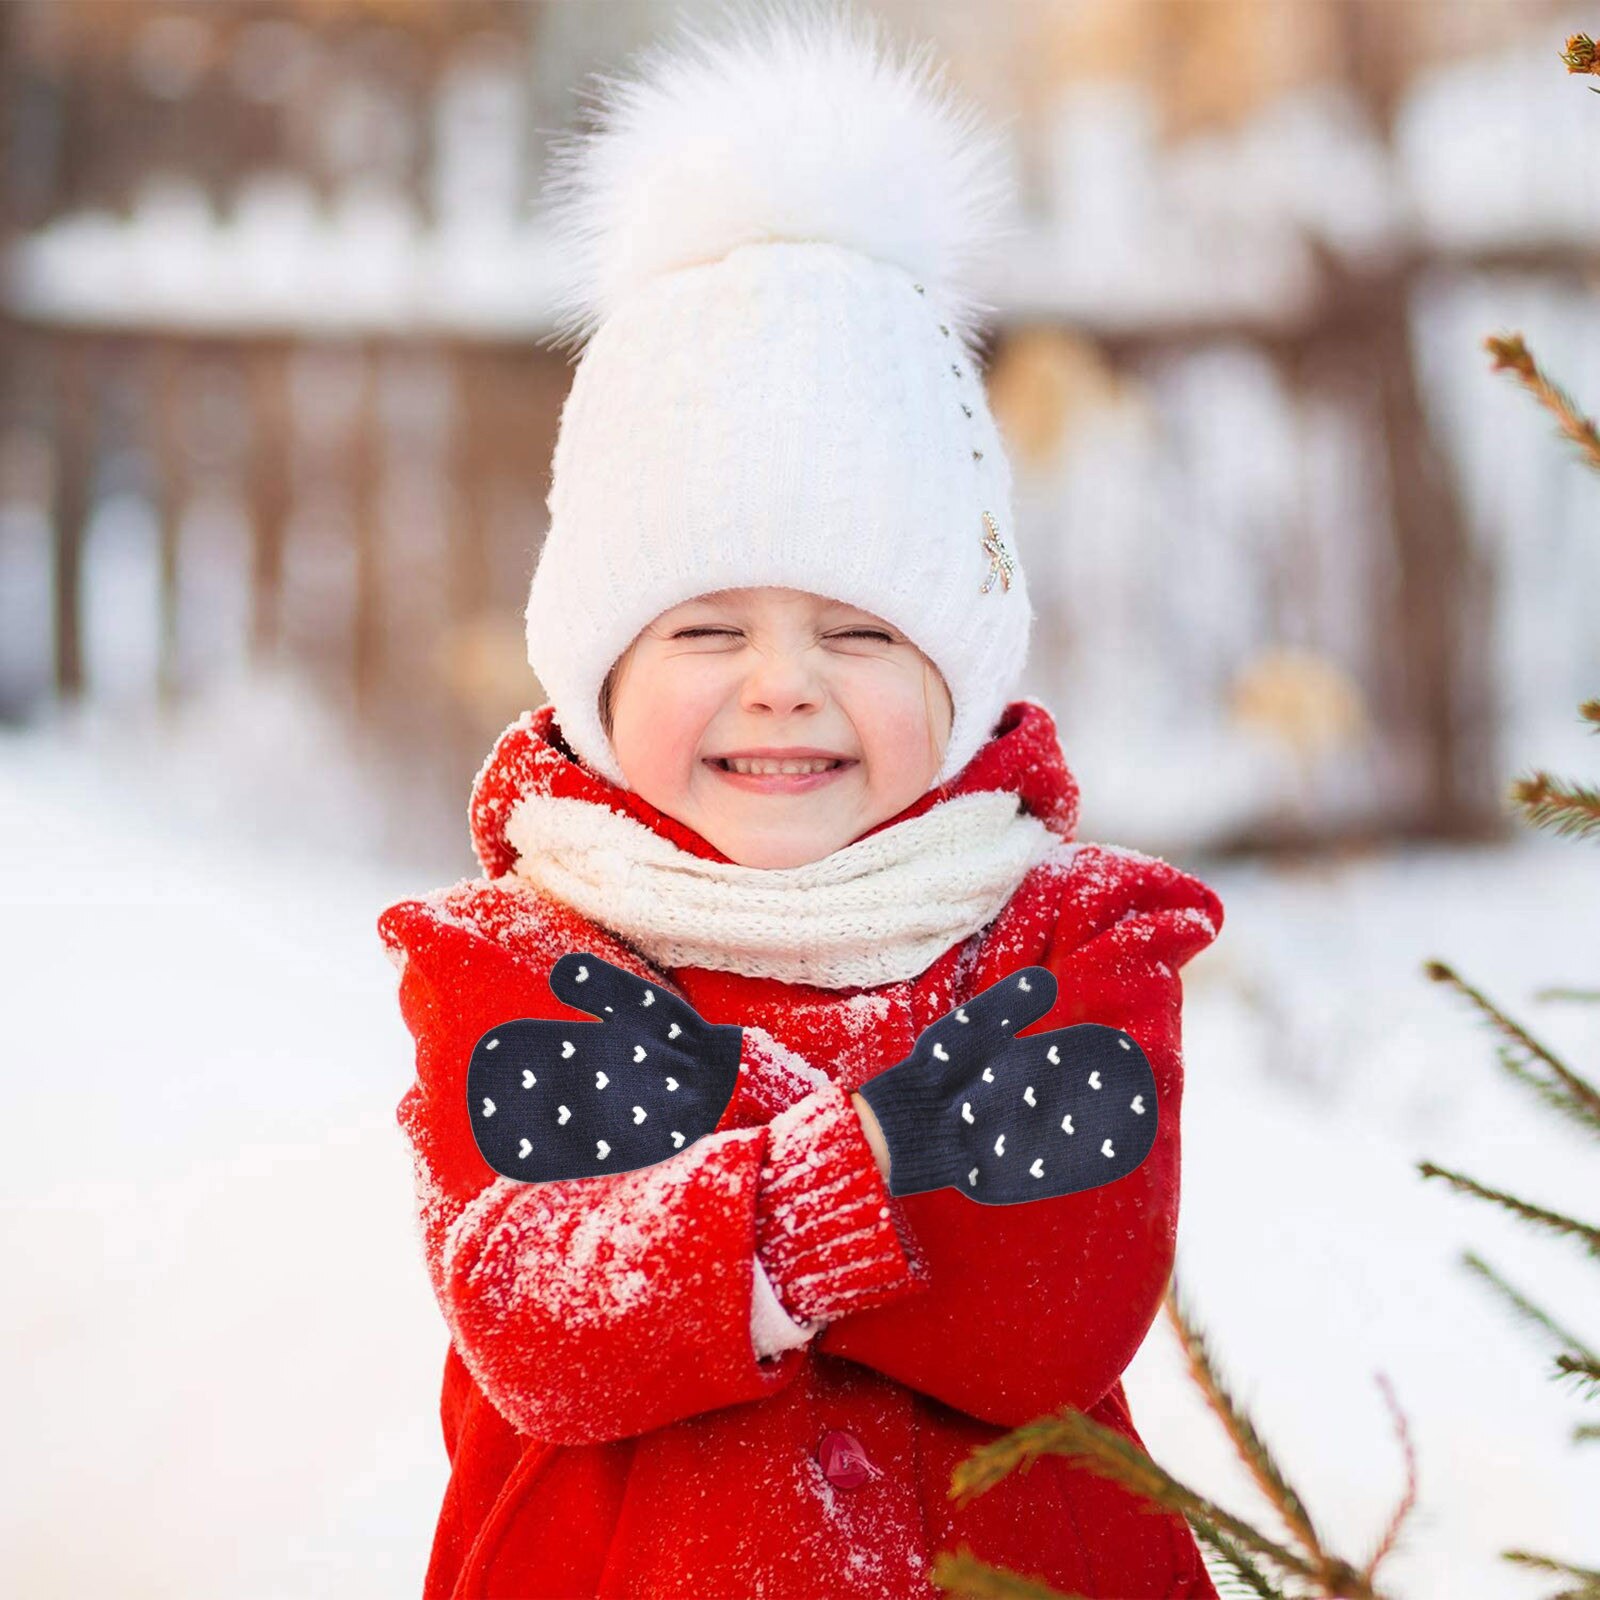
[838,993,894,1028]
[1172,901,1220,940]
[739,1024,835,1117]
[442,1150,717,1332]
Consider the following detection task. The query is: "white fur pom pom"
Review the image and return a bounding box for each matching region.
[537,0,1020,363]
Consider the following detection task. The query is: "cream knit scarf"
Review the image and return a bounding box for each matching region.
[502,789,1060,989]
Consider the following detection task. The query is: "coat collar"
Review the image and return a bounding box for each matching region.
[468,698,1080,880]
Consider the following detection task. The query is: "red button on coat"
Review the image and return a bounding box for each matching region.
[816,1429,874,1489]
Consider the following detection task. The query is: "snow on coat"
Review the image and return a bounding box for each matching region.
[377,698,1225,1600]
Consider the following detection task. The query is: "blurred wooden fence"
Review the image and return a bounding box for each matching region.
[3,0,1584,853]
[0,0,573,785]
[0,323,568,765]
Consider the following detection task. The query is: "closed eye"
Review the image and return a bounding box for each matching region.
[672,628,896,643]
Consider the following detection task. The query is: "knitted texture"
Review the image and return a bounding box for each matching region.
[753,1079,919,1324]
[523,3,1031,792]
[854,964,1162,1205]
[503,787,1058,988]
[465,951,744,1182]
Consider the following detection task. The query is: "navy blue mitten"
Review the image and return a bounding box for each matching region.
[466,952,744,1183]
[853,964,1160,1206]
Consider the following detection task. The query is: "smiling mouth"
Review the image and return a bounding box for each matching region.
[704,757,857,788]
[709,757,852,773]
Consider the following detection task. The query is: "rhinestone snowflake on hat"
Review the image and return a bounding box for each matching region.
[980,510,1015,594]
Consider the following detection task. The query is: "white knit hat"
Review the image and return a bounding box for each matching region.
[525,0,1032,792]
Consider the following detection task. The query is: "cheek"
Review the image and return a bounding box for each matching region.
[844,672,936,766]
[619,670,722,774]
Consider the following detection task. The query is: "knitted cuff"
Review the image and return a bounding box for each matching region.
[853,1063,959,1199]
[754,1080,918,1324]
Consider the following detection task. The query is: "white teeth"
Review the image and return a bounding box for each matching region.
[718,756,845,775]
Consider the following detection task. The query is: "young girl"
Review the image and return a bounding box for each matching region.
[378,6,1225,1596]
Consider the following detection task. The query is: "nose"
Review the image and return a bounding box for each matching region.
[738,645,824,716]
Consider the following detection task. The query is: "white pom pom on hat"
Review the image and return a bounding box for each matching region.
[538,0,1016,368]
[525,0,1034,793]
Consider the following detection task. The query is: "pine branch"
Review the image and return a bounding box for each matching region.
[1556,1351,1600,1400]
[947,1404,1343,1591]
[1509,770,1600,842]
[1505,1549,1600,1586]
[938,1275,1419,1600]
[1422,961,1600,1136]
[1493,1042,1600,1140]
[949,1386,1398,1598]
[1459,1250,1600,1366]
[1583,699,1600,731]
[929,1545,1084,1599]
[1485,334,1600,474]
[1534,988,1600,1004]
[1188,1520,1293,1600]
[1562,31,1600,78]
[1417,1161,1600,1258]
[1165,1274,1325,1559]
[1356,1373,1420,1584]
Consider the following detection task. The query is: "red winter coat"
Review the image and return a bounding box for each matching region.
[378,699,1224,1600]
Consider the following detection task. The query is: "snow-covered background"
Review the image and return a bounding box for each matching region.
[2,672,1597,1598]
[4,2,1600,1595]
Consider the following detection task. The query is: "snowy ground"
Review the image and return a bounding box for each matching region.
[2,696,1597,1599]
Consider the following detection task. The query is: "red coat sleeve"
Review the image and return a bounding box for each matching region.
[378,882,918,1447]
[807,844,1225,1430]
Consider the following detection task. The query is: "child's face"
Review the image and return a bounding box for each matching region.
[607,587,953,869]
